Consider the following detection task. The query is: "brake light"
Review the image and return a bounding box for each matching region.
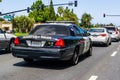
[55,39,65,47]
[14,38,20,45]
[115,29,118,34]
[101,34,106,37]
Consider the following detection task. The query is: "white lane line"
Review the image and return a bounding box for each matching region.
[111,51,117,57]
[88,76,98,80]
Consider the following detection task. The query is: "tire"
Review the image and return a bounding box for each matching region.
[6,39,14,53]
[70,48,79,65]
[109,41,111,45]
[105,40,109,47]
[23,58,33,63]
[8,42,14,52]
[86,46,92,57]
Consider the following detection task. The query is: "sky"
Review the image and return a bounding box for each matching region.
[0,0,120,26]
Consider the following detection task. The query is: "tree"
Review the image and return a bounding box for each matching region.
[12,15,35,33]
[48,0,56,21]
[57,6,63,17]
[81,13,93,28]
[0,18,4,21]
[107,23,114,26]
[29,0,45,22]
[62,7,79,25]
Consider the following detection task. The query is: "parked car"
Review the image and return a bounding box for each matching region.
[104,26,120,41]
[89,28,111,46]
[0,28,16,52]
[12,23,92,65]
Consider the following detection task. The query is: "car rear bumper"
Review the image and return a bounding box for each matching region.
[91,38,107,44]
[12,47,74,61]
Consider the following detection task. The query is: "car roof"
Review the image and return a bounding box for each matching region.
[35,21,76,27]
[40,23,73,26]
[104,26,117,28]
[90,28,106,29]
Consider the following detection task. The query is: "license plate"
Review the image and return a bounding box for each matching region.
[92,35,98,37]
[26,40,45,47]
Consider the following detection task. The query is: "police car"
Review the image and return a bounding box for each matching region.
[12,22,92,65]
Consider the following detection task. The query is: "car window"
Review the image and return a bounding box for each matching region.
[73,26,80,36]
[105,27,115,31]
[29,25,69,36]
[89,29,104,32]
[77,27,84,36]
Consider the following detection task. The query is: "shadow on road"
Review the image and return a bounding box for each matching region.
[13,60,73,70]
[0,50,10,55]
[13,54,88,70]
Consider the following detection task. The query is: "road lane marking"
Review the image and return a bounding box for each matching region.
[88,76,98,80]
[111,51,117,57]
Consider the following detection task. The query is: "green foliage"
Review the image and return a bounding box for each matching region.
[29,0,46,22]
[106,23,114,26]
[0,18,4,21]
[57,6,63,17]
[48,0,56,21]
[56,7,79,25]
[12,15,35,33]
[81,13,93,28]
[15,32,28,37]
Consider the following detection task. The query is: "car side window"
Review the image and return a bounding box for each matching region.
[69,26,81,36]
[77,27,85,36]
[73,26,81,36]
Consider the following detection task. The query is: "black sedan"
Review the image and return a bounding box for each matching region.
[12,23,92,65]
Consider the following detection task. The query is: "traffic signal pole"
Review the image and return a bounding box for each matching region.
[0,0,77,16]
[103,13,120,17]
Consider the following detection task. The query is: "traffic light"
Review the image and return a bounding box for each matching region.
[27,7,30,13]
[74,0,77,7]
[103,13,106,17]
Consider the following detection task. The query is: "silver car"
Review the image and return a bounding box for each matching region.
[0,28,16,52]
[89,28,112,46]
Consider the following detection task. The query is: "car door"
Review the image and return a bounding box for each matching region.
[0,29,8,49]
[77,27,90,53]
[70,25,84,55]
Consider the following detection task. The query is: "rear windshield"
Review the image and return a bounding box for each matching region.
[89,29,104,32]
[105,27,116,31]
[29,25,69,36]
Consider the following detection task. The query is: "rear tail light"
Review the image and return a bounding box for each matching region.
[54,39,65,47]
[14,37,20,45]
[101,34,106,37]
[116,31,118,34]
[115,29,118,34]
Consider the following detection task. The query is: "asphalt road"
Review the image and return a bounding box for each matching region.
[0,42,120,80]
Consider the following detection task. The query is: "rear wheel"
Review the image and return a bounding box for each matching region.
[70,48,79,65]
[23,58,33,63]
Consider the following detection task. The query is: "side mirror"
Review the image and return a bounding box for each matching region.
[87,33,91,36]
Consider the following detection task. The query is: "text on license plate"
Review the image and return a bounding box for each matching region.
[27,41,45,47]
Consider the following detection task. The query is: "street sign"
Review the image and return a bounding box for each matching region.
[4,15,14,19]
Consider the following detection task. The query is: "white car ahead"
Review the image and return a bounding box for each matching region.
[0,28,16,52]
[89,28,112,46]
